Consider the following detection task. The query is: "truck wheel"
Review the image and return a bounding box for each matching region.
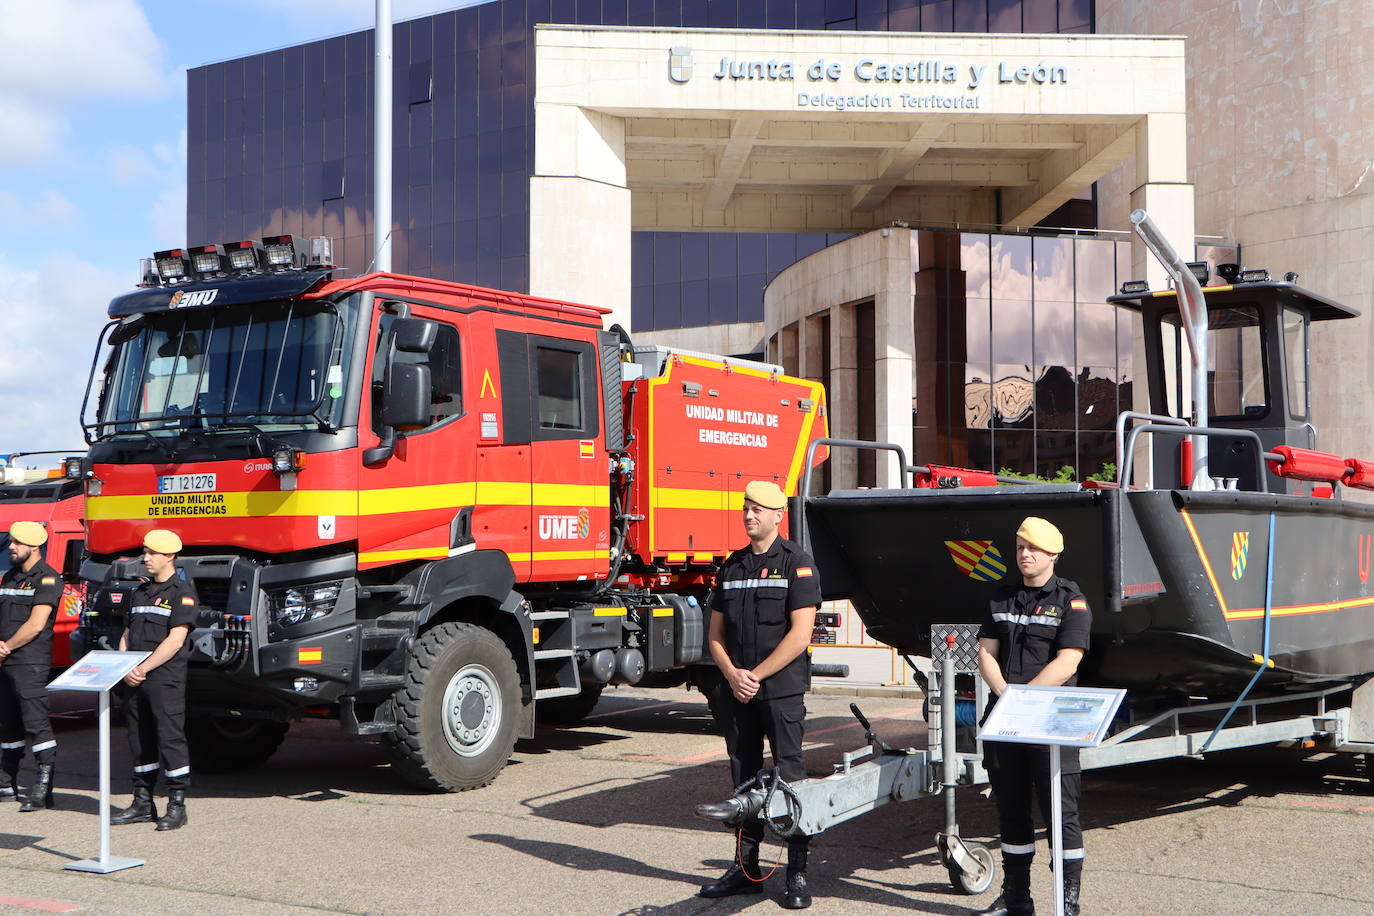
[188,717,289,773]
[384,621,521,792]
[538,683,605,725]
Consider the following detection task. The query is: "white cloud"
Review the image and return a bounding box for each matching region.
[0,0,172,167]
[0,253,126,452]
[0,190,80,231]
[149,130,188,244]
[109,146,160,185]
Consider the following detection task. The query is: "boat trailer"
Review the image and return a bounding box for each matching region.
[696,623,1374,895]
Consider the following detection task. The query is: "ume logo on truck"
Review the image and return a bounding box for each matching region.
[539,508,591,540]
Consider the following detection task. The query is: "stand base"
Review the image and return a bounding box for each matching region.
[65,856,145,875]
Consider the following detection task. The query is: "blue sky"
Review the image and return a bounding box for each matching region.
[0,0,481,458]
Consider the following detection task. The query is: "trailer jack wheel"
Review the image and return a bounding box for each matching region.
[937,834,995,895]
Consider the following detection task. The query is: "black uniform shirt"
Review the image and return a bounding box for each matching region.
[0,559,62,666]
[711,536,822,700]
[978,575,1092,685]
[123,575,199,677]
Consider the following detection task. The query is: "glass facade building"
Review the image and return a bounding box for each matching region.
[187,0,1096,334]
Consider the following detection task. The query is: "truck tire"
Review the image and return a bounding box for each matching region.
[538,683,605,725]
[188,717,289,773]
[384,621,521,792]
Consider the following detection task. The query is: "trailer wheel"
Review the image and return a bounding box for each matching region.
[950,843,996,895]
[538,683,605,725]
[384,622,521,792]
[188,717,289,773]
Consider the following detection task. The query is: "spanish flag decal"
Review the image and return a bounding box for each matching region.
[298,647,323,665]
[41,577,56,585]
[579,440,595,458]
[181,596,196,606]
[796,567,814,578]
[1070,598,1088,611]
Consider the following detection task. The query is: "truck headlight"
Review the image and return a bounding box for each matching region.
[268,581,342,627]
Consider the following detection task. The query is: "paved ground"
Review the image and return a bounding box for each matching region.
[1,687,1372,915]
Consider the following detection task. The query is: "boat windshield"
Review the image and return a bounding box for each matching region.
[1162,305,1268,420]
[91,295,361,439]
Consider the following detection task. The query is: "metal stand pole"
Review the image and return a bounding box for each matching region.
[65,689,143,875]
[1050,743,1064,916]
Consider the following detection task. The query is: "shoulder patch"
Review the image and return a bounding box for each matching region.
[795,567,814,578]
[1070,598,1088,611]
[181,596,196,606]
[41,577,57,585]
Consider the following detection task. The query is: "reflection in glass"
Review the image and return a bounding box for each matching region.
[991,298,1032,365]
[1034,298,1074,366]
[1283,307,1308,419]
[1034,365,1075,430]
[1078,367,1118,430]
[991,234,1032,299]
[990,364,1035,428]
[1032,236,1074,303]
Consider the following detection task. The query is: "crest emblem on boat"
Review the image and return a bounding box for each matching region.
[944,540,1006,581]
[1231,531,1249,581]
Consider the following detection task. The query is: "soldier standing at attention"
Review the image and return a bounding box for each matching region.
[110,529,198,831]
[974,517,1092,916]
[0,521,63,811]
[699,480,821,910]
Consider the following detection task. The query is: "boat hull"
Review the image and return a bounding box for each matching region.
[803,486,1374,697]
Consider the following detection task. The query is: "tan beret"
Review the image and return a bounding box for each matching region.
[8,520,48,547]
[143,529,183,555]
[743,480,787,510]
[1016,517,1063,554]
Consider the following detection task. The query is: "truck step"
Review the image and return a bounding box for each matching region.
[359,629,406,651]
[357,673,406,694]
[529,610,571,621]
[533,648,575,661]
[535,686,582,700]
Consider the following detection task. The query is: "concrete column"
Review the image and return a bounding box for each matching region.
[1127,113,1194,486]
[873,234,916,489]
[1129,113,1195,290]
[529,105,632,330]
[829,304,858,489]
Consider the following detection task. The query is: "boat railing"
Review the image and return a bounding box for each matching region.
[1114,411,1190,488]
[1119,423,1271,492]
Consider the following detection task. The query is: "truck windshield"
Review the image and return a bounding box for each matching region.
[93,296,359,438]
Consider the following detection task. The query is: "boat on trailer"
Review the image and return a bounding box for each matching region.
[801,211,1372,700]
[695,212,1374,897]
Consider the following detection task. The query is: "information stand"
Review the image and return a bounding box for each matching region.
[48,650,151,875]
[978,684,1126,916]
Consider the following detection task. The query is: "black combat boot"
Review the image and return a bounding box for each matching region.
[781,838,811,909]
[1063,874,1081,916]
[699,856,765,898]
[973,860,1035,916]
[155,789,188,831]
[19,762,54,812]
[0,763,18,800]
[110,786,158,825]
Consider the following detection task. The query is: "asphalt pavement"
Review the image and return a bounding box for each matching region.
[1,687,1372,915]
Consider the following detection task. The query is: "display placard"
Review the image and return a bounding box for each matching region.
[977,684,1126,748]
[48,651,150,693]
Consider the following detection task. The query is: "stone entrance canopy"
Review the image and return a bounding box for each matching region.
[531,25,1191,337]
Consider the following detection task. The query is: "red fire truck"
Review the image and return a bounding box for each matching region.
[0,453,87,669]
[74,237,827,790]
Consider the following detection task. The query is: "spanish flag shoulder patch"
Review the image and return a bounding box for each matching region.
[795,567,814,578]
[1070,598,1088,611]
[181,596,196,606]
[40,577,57,585]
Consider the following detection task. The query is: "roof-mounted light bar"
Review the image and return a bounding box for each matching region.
[142,235,337,286]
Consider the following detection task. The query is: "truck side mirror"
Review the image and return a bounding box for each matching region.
[382,362,432,431]
[392,318,437,354]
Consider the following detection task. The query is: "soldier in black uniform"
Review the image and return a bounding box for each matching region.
[109,529,197,831]
[0,520,62,811]
[699,480,822,910]
[973,517,1092,916]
